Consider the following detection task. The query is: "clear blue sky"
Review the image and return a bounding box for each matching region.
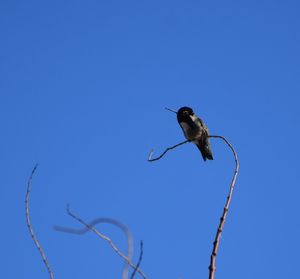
[1,0,300,278]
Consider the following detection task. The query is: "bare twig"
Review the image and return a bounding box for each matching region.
[207,135,239,279]
[65,205,147,279]
[54,217,133,279]
[147,133,239,278]
[25,164,54,279]
[130,241,144,279]
[147,139,190,162]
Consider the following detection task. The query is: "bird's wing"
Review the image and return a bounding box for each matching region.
[202,121,210,136]
[196,116,210,137]
[194,116,204,128]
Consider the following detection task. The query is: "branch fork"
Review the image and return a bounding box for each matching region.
[147,135,239,279]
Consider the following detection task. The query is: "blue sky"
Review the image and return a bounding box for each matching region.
[1,0,300,278]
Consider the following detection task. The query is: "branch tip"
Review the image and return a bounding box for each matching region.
[32,163,39,174]
[25,164,54,279]
[147,149,154,161]
[130,240,144,279]
[147,139,190,162]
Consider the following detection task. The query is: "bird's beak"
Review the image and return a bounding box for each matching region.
[165,107,177,114]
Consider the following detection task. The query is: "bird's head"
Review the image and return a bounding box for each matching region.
[177,106,194,122]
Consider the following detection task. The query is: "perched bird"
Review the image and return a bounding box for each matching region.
[177,106,213,161]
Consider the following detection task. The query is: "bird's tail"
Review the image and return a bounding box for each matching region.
[197,142,213,161]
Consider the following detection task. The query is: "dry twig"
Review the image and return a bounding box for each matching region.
[25,164,54,279]
[130,241,144,279]
[65,205,147,279]
[147,135,239,279]
[54,217,133,279]
[147,139,190,162]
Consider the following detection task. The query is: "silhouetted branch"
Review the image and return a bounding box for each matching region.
[25,164,54,279]
[130,241,144,279]
[207,135,239,279]
[147,133,239,278]
[65,205,147,279]
[147,139,190,162]
[54,217,133,279]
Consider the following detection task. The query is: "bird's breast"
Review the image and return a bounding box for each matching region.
[180,122,202,140]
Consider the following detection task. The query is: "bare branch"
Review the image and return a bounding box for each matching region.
[130,241,144,279]
[54,217,133,279]
[25,164,54,279]
[65,205,147,279]
[207,135,239,279]
[147,133,239,278]
[147,139,190,162]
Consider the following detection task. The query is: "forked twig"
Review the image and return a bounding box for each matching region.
[130,241,144,279]
[66,205,147,279]
[147,139,190,162]
[207,135,239,279]
[147,135,239,279]
[25,164,54,279]
[54,217,134,279]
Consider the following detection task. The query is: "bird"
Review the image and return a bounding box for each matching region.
[177,106,213,161]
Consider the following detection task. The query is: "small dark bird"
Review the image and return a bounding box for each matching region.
[177,106,213,161]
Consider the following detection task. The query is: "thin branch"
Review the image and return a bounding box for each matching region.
[147,139,190,162]
[54,217,133,279]
[65,205,147,279]
[130,241,144,279]
[25,164,54,279]
[147,134,239,278]
[207,135,239,279]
